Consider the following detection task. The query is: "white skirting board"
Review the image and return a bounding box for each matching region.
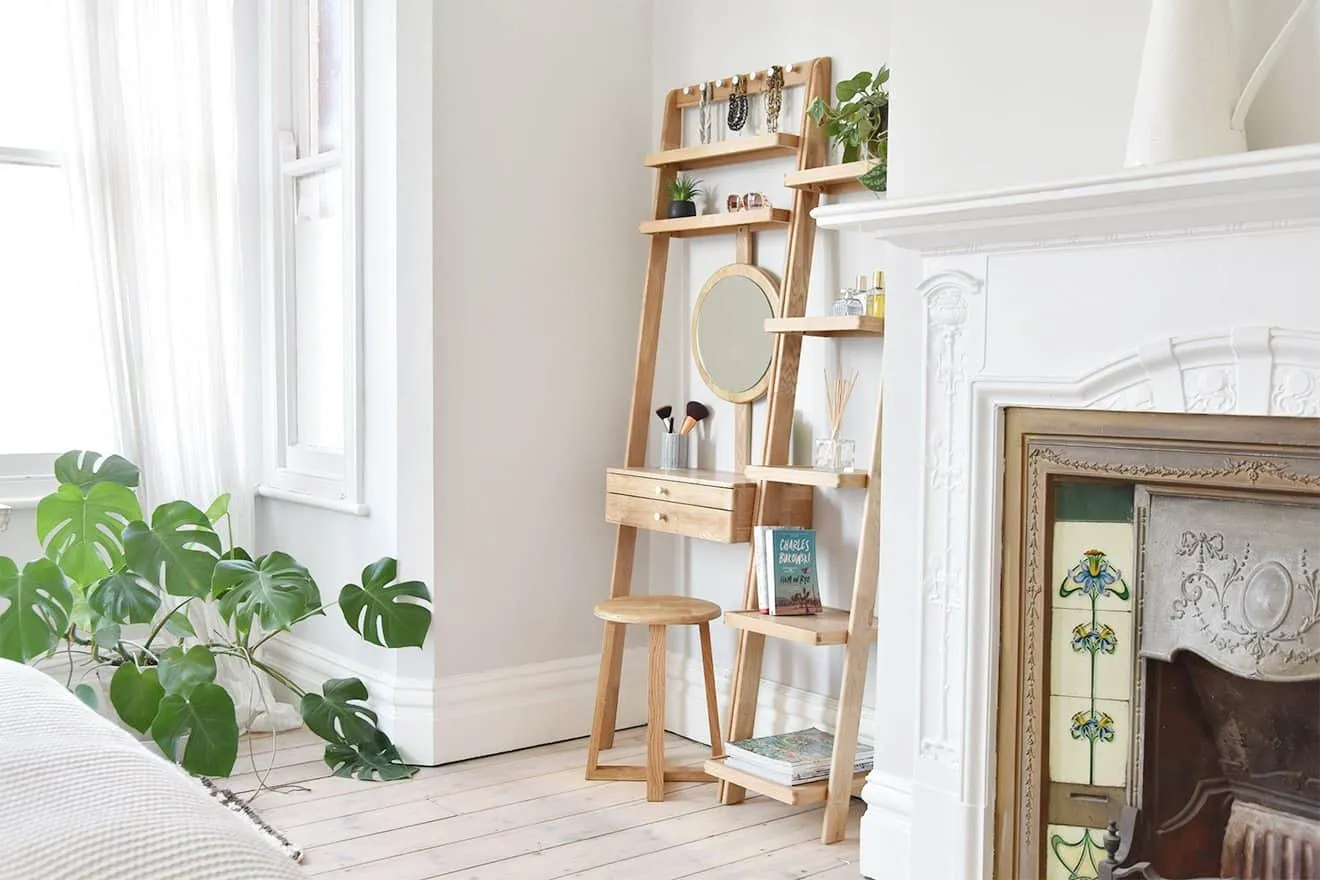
[262,635,650,766]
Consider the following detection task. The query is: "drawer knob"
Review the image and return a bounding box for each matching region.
[653,512,667,522]
[654,485,666,496]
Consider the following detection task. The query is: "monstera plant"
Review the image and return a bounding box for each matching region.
[0,451,431,781]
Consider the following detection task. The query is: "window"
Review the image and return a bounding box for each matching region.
[258,0,363,512]
[0,1,113,502]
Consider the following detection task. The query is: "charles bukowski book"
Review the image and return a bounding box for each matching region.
[724,727,874,786]
[767,527,821,615]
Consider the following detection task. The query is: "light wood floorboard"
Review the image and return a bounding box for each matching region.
[241,728,863,879]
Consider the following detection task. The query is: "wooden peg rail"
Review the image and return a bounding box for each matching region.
[672,59,816,108]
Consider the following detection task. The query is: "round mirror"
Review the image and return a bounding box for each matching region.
[691,264,779,403]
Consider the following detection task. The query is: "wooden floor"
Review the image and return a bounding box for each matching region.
[233,726,863,879]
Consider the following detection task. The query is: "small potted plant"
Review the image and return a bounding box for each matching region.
[667,174,703,218]
[808,66,889,193]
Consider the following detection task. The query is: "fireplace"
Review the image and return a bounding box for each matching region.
[812,144,1320,880]
[996,410,1320,880]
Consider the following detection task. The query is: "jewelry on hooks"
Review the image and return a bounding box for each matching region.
[727,74,748,132]
[697,81,713,145]
[765,65,784,134]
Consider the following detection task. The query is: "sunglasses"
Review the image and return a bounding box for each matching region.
[726,192,770,212]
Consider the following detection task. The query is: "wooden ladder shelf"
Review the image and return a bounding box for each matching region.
[594,55,881,845]
[704,314,884,843]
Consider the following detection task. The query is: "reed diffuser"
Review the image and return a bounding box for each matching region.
[815,369,859,471]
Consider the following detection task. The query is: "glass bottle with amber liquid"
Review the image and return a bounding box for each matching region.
[866,270,885,318]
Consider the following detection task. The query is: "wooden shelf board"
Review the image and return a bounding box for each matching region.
[702,756,867,806]
[764,316,885,337]
[640,208,791,238]
[607,466,751,488]
[645,134,802,170]
[723,607,856,647]
[784,160,874,193]
[745,465,868,489]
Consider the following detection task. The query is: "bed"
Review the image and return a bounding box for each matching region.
[0,659,303,879]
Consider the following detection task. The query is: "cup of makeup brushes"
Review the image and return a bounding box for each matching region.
[659,432,688,470]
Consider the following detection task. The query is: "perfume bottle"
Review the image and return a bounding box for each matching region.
[866,270,886,318]
[831,281,864,316]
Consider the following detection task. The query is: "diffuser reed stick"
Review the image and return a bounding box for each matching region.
[825,369,859,440]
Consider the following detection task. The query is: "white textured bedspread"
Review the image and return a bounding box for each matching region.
[0,659,303,880]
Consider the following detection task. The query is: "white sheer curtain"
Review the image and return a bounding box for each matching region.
[63,0,298,732]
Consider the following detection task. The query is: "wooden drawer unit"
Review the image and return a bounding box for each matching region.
[605,467,811,544]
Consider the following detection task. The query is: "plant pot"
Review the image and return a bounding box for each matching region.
[668,199,697,219]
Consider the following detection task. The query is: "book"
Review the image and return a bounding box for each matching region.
[724,727,875,786]
[766,527,821,615]
[752,525,770,614]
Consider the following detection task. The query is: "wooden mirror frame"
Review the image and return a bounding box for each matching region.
[690,263,781,405]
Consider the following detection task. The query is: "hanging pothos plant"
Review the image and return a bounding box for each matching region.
[0,450,432,781]
[808,66,889,193]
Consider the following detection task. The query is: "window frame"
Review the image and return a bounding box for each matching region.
[0,147,86,505]
[256,0,366,515]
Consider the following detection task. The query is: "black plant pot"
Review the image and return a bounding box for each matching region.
[668,199,697,219]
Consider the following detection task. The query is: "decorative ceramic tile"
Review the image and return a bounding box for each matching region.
[1050,608,1133,701]
[1049,695,1130,787]
[1055,482,1134,523]
[1051,522,1134,612]
[1046,824,1107,880]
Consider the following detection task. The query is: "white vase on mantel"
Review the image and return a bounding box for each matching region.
[1125,0,1317,167]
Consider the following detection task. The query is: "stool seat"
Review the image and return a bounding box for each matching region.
[594,595,721,626]
[587,594,725,802]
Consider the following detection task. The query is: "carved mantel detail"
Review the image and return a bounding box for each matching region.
[916,269,983,771]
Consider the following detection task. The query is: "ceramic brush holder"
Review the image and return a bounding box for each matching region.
[659,433,688,470]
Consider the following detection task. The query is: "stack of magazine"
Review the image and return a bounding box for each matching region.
[724,727,874,786]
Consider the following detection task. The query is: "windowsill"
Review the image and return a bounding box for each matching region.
[0,496,41,510]
[255,482,370,516]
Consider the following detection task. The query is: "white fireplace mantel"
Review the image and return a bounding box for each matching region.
[826,145,1320,880]
[815,143,1320,254]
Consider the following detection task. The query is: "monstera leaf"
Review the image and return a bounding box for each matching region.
[302,678,413,779]
[157,645,216,696]
[37,482,142,586]
[88,571,160,624]
[204,492,230,525]
[123,501,221,597]
[53,450,140,492]
[324,728,415,781]
[339,558,432,649]
[0,557,73,662]
[150,682,238,776]
[300,677,381,747]
[109,663,165,733]
[213,551,319,636]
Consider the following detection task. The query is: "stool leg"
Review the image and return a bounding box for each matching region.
[586,621,623,778]
[698,622,724,759]
[646,624,666,802]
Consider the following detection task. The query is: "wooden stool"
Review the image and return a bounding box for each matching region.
[585,595,724,802]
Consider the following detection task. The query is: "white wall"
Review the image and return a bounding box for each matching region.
[648,0,891,740]
[887,0,1320,198]
[427,0,655,759]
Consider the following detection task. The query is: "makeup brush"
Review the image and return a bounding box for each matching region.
[655,405,672,432]
[679,401,710,435]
